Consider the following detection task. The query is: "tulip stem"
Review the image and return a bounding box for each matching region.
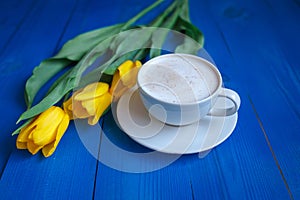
[63,92,71,105]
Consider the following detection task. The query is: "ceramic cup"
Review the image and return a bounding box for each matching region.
[137,53,241,126]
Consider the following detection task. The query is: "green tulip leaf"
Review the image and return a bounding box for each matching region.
[23,0,164,109]
[174,16,204,54]
[149,1,179,58]
[18,76,75,123]
[15,0,204,129]
[53,24,125,61]
[25,24,125,109]
[24,59,73,108]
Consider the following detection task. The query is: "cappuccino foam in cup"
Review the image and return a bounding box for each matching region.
[138,55,220,104]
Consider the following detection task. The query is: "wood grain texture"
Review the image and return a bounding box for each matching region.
[94,112,194,200]
[0,0,79,178]
[0,0,36,53]
[0,0,105,197]
[0,123,98,199]
[0,0,299,199]
[200,0,300,198]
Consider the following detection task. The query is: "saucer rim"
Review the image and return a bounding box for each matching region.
[116,86,238,154]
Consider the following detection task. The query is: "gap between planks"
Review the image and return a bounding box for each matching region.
[92,119,104,200]
[0,151,12,180]
[248,96,295,200]
[0,0,36,56]
[52,0,80,54]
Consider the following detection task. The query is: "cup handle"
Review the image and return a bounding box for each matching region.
[208,88,241,116]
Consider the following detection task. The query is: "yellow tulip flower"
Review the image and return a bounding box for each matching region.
[62,60,141,124]
[16,106,70,157]
[64,82,112,125]
[110,60,142,98]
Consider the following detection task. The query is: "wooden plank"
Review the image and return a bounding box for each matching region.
[0,0,36,177]
[0,0,105,198]
[93,1,195,198]
[91,1,292,199]
[1,0,145,197]
[94,112,194,200]
[0,122,98,199]
[175,1,293,198]
[95,101,290,199]
[0,0,36,52]
[0,0,80,178]
[0,0,299,199]
[187,104,291,199]
[53,0,124,50]
[200,0,300,198]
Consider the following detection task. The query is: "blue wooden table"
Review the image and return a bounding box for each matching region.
[0,0,299,199]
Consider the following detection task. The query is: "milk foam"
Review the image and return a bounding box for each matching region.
[139,55,219,104]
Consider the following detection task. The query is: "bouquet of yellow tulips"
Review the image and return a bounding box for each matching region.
[13,0,204,157]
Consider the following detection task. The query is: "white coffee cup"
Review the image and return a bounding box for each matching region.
[137,53,241,126]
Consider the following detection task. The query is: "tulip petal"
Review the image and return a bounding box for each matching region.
[16,117,39,149]
[63,97,74,120]
[42,114,69,157]
[17,120,36,143]
[118,60,134,77]
[16,142,27,149]
[74,82,109,101]
[88,93,112,125]
[31,107,64,146]
[109,72,121,94]
[110,60,133,94]
[134,60,142,67]
[32,107,60,128]
[111,81,129,99]
[110,60,142,97]
[27,140,43,155]
[110,60,142,95]
[81,98,98,116]
[121,66,140,87]
[72,100,91,118]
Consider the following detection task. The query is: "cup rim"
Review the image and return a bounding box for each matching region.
[137,53,223,106]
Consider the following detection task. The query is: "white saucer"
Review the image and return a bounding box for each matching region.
[116,87,238,154]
